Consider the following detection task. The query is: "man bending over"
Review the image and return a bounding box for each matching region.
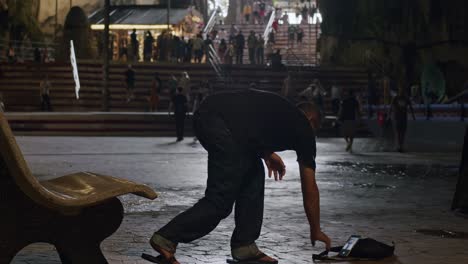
[149,89,331,264]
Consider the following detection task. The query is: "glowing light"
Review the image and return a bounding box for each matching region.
[312,9,323,24]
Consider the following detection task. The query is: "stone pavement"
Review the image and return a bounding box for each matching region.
[10,137,468,264]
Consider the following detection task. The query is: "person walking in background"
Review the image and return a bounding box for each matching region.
[170,36,180,63]
[367,69,378,118]
[229,24,238,40]
[282,12,289,26]
[218,39,227,63]
[42,46,49,63]
[192,34,204,63]
[330,81,341,115]
[272,19,279,33]
[149,72,162,112]
[259,0,266,24]
[281,73,296,101]
[185,37,193,63]
[177,37,187,63]
[268,30,275,44]
[299,79,326,112]
[244,3,252,24]
[265,40,274,64]
[388,87,416,152]
[125,64,136,103]
[252,1,260,24]
[297,27,304,44]
[7,45,16,63]
[40,75,52,111]
[271,49,283,71]
[288,25,296,46]
[172,87,188,142]
[119,36,129,61]
[248,31,257,65]
[34,47,41,63]
[338,90,361,153]
[225,41,235,65]
[235,31,245,64]
[144,31,154,62]
[256,34,265,65]
[167,75,178,115]
[218,28,228,43]
[130,29,139,62]
[179,71,191,104]
[301,5,309,24]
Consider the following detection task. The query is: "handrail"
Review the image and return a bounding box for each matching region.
[207,43,225,80]
[202,7,220,39]
[263,9,276,45]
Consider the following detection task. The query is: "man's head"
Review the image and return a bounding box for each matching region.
[177,87,183,93]
[297,102,322,130]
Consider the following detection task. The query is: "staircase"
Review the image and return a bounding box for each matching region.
[213,23,267,64]
[274,23,318,66]
[0,61,369,115]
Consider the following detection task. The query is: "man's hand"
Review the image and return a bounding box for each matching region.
[263,153,286,181]
[310,229,331,250]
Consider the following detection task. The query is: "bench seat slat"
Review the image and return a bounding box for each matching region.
[40,172,157,206]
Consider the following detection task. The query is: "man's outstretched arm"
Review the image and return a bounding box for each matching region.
[299,162,331,250]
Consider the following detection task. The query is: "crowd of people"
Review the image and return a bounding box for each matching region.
[118,29,217,64]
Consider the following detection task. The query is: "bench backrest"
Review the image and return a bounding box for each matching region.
[0,113,55,208]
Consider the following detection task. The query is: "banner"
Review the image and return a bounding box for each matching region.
[70,40,81,99]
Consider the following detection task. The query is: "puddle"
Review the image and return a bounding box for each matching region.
[415,229,468,240]
[353,183,396,189]
[326,162,457,179]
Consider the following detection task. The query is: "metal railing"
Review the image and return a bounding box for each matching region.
[263,9,276,45]
[202,7,220,39]
[207,44,226,80]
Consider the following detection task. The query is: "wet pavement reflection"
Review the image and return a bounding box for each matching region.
[10,137,468,264]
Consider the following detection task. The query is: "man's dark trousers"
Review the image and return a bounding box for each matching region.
[157,110,265,249]
[175,111,186,141]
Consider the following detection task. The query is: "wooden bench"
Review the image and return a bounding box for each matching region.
[0,113,157,263]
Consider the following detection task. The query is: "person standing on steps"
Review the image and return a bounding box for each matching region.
[256,34,265,65]
[40,75,52,111]
[172,87,188,142]
[236,31,245,65]
[248,31,257,65]
[124,64,136,103]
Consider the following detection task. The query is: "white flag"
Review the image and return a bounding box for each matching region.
[70,40,81,99]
